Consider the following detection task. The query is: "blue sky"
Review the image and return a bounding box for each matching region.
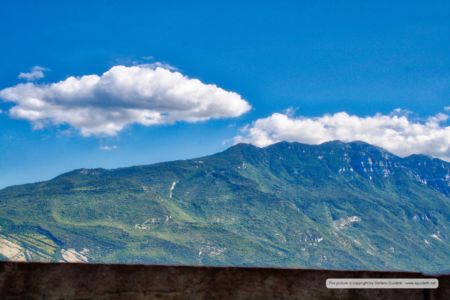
[0,0,449,188]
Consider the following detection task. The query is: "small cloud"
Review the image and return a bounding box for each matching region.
[18,66,49,81]
[99,145,118,151]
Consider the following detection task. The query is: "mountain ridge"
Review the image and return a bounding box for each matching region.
[2,140,446,190]
[0,140,449,273]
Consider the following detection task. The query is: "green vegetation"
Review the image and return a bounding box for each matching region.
[0,141,449,273]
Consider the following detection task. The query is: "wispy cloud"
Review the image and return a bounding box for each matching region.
[17,66,49,81]
[234,109,450,161]
[1,64,251,136]
[99,145,118,151]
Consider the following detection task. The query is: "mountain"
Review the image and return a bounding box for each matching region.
[0,141,449,273]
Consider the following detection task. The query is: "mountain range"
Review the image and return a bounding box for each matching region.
[0,141,449,273]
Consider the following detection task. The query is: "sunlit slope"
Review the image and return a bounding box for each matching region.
[0,141,449,273]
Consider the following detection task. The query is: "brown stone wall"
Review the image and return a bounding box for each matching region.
[0,262,448,299]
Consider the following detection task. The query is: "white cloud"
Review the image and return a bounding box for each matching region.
[99,145,118,151]
[234,110,450,161]
[0,65,251,136]
[18,66,48,81]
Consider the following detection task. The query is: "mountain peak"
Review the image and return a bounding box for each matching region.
[319,140,347,146]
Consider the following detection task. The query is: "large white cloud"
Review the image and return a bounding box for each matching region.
[0,65,251,136]
[234,110,450,161]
